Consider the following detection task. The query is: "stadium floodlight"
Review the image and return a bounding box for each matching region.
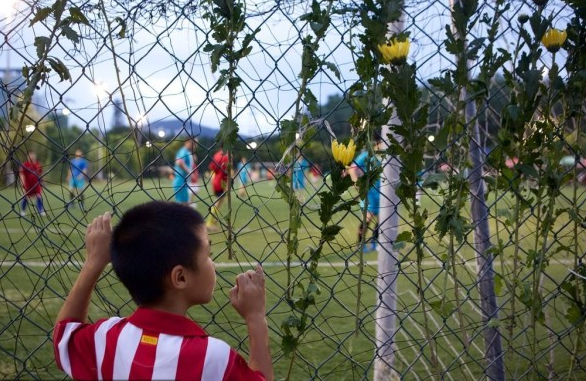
[428,135,435,142]
[146,141,152,148]
[62,108,71,116]
[158,130,166,138]
[247,142,257,149]
[25,124,35,133]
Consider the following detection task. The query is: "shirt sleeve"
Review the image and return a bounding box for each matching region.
[53,318,103,380]
[223,349,267,381]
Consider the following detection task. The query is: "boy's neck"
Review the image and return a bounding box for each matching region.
[144,298,190,317]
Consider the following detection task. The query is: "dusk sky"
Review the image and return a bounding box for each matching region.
[1,0,572,139]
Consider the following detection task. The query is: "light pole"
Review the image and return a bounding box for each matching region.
[92,82,108,180]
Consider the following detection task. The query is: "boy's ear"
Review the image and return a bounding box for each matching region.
[168,265,188,290]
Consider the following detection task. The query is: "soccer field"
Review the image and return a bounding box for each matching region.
[0,178,584,380]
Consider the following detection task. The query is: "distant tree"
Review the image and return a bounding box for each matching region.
[318,93,352,139]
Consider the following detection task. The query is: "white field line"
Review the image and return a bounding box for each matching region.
[399,289,457,381]
[425,245,483,317]
[405,289,479,381]
[395,330,427,381]
[418,254,486,359]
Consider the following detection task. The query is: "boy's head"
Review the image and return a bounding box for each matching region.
[111,201,214,306]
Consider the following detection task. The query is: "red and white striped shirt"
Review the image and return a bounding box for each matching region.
[54,307,266,381]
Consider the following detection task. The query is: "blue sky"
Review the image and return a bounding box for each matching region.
[1,0,573,139]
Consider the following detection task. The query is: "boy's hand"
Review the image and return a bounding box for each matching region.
[84,212,112,270]
[229,265,266,322]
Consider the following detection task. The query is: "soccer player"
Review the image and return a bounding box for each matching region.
[236,156,251,197]
[19,151,45,216]
[349,134,382,252]
[207,148,229,229]
[292,156,308,190]
[188,151,201,208]
[67,149,89,211]
[53,202,273,381]
[172,138,196,204]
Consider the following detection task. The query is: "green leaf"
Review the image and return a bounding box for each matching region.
[215,118,239,151]
[34,36,50,59]
[494,273,503,295]
[324,61,340,80]
[307,283,320,295]
[60,24,79,43]
[322,225,343,241]
[69,7,89,25]
[47,57,71,82]
[517,164,539,178]
[281,315,301,331]
[428,300,455,319]
[281,334,298,357]
[395,231,412,243]
[30,7,53,27]
[280,119,297,150]
[568,209,582,224]
[566,304,582,325]
[113,17,127,38]
[422,173,447,189]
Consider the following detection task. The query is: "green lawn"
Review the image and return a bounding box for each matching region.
[1,177,585,380]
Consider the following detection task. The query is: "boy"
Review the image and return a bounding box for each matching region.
[53,201,273,381]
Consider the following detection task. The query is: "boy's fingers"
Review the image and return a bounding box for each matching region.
[236,273,250,287]
[256,264,264,279]
[103,212,112,232]
[93,216,102,230]
[228,286,238,302]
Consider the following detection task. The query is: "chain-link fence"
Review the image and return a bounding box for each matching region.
[1,0,585,380]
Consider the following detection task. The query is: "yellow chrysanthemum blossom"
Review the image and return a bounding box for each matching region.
[332,139,356,167]
[541,28,567,53]
[378,38,410,66]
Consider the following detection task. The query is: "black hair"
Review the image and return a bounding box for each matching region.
[373,130,383,143]
[111,201,205,305]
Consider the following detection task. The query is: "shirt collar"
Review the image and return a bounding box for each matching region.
[128,307,207,337]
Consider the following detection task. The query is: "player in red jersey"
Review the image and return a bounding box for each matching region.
[206,149,229,229]
[19,151,45,216]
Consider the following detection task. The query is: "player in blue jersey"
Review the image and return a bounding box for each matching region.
[172,138,195,204]
[237,156,252,197]
[67,149,89,211]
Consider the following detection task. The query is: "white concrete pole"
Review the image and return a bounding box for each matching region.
[374,16,404,380]
[374,118,402,381]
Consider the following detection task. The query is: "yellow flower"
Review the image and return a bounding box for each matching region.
[378,38,410,66]
[541,28,567,53]
[332,139,356,167]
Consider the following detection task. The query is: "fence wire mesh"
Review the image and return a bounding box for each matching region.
[1,0,585,380]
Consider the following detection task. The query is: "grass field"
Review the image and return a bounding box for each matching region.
[1,176,585,380]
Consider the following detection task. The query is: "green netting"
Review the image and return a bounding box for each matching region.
[1,0,585,380]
